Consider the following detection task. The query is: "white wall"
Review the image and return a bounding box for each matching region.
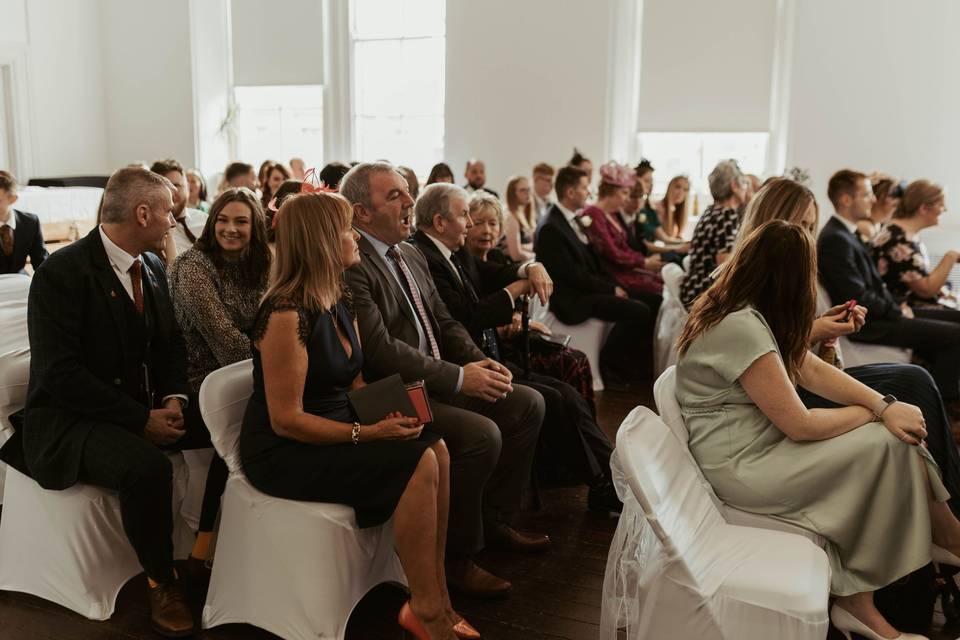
[98,0,196,170]
[0,0,110,178]
[231,0,324,87]
[784,0,960,209]
[444,0,615,192]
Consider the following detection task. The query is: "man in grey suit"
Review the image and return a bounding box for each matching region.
[341,162,547,599]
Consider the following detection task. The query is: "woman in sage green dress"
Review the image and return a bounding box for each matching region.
[675,219,960,640]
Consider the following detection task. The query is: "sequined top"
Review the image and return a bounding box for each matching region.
[168,248,268,392]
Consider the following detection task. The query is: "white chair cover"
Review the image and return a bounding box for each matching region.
[0,345,29,504]
[541,311,613,391]
[0,274,30,301]
[0,351,196,619]
[653,367,825,547]
[653,263,688,376]
[199,360,407,640]
[0,299,28,356]
[600,406,830,640]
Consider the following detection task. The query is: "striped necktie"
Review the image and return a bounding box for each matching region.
[386,245,441,359]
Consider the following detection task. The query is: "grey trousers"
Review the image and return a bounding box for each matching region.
[428,383,545,556]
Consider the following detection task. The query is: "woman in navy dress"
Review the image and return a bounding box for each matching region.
[239,191,471,640]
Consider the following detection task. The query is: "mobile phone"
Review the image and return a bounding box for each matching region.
[842,299,857,322]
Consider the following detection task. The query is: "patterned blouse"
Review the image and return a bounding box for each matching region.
[168,248,269,392]
[679,204,742,308]
[872,223,949,308]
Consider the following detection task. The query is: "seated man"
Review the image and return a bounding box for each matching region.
[223,161,257,191]
[534,165,657,382]
[411,183,619,512]
[340,162,547,600]
[150,159,207,256]
[0,167,219,637]
[818,169,960,412]
[463,158,498,198]
[0,170,47,274]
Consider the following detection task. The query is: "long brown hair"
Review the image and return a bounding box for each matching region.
[660,175,689,236]
[677,220,817,380]
[195,188,272,288]
[505,175,534,230]
[265,192,353,312]
[736,178,818,248]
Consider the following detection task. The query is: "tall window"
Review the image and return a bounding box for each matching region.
[638,132,769,215]
[233,85,324,169]
[350,0,445,177]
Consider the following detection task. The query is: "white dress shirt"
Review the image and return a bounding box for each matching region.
[171,207,208,255]
[1,208,16,232]
[832,214,859,236]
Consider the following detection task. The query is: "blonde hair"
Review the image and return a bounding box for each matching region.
[736,178,819,249]
[265,192,353,312]
[894,179,944,220]
[468,192,503,228]
[505,175,534,230]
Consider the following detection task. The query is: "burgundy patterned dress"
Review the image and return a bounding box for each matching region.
[581,206,663,296]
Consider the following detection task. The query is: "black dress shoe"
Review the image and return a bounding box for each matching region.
[588,478,623,514]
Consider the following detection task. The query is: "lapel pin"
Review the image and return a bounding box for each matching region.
[111,290,117,298]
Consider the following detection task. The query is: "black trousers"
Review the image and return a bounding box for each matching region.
[507,364,613,483]
[77,395,226,583]
[583,291,662,373]
[852,307,960,402]
[798,363,960,518]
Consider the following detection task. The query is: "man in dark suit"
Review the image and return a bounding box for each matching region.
[0,167,207,637]
[818,169,960,409]
[341,162,546,599]
[0,171,48,274]
[463,158,499,198]
[411,183,620,512]
[534,165,657,382]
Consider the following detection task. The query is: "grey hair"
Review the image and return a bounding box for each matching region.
[467,192,503,227]
[100,166,172,223]
[708,159,744,201]
[339,161,400,208]
[415,183,467,229]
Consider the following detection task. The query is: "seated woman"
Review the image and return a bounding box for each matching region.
[260,162,291,212]
[736,178,960,515]
[167,187,271,571]
[238,192,470,640]
[676,218,960,640]
[465,193,596,411]
[873,179,960,314]
[502,176,537,262]
[186,168,210,212]
[855,173,902,243]
[581,161,663,300]
[653,175,691,242]
[427,162,455,185]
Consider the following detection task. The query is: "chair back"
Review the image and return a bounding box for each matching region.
[0,274,29,302]
[652,366,688,442]
[661,263,684,300]
[614,406,725,564]
[0,300,29,357]
[198,359,254,474]
[0,347,29,439]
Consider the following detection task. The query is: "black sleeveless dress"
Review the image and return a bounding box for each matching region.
[239,297,440,528]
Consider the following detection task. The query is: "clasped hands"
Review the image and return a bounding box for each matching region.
[462,358,514,403]
[811,302,867,347]
[144,397,186,445]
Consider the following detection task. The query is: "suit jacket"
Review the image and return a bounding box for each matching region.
[817,216,903,323]
[344,233,484,398]
[0,209,48,274]
[0,227,188,489]
[411,229,519,346]
[534,204,618,324]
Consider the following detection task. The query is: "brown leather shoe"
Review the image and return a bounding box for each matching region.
[446,559,511,599]
[147,578,194,638]
[485,523,551,554]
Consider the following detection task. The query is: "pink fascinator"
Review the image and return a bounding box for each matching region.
[269,167,338,228]
[598,161,637,188]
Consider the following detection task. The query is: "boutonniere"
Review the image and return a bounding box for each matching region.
[638,213,647,224]
[576,215,593,229]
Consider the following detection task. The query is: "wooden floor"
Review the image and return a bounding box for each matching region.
[1,382,959,639]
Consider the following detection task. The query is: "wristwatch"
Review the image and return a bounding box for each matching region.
[872,394,897,421]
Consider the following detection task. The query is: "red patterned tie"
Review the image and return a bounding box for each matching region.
[0,225,12,257]
[128,259,144,315]
[386,245,441,359]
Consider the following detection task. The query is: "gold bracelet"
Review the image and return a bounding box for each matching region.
[351,421,361,445]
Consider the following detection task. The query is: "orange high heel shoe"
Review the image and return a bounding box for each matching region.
[398,601,429,639]
[452,614,482,639]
